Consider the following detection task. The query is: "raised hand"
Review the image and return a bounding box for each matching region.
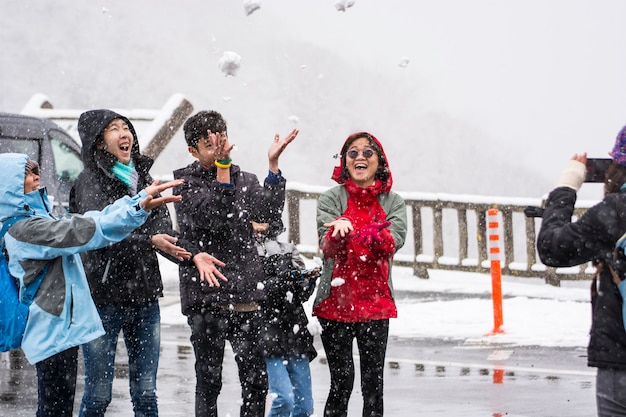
[210,130,234,161]
[268,128,299,173]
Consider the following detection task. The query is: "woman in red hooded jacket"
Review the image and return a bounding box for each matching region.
[313,132,407,417]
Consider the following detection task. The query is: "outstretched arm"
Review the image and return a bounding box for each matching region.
[140,179,184,210]
[268,129,299,174]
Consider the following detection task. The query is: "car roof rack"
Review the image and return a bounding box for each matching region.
[20,93,193,160]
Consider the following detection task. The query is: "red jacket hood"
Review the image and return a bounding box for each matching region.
[331,132,393,193]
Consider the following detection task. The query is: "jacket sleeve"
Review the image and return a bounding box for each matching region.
[70,172,164,258]
[618,281,626,332]
[383,192,408,253]
[316,189,350,258]
[174,170,286,235]
[7,191,150,262]
[537,187,616,267]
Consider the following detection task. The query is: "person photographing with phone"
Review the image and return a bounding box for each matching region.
[536,124,626,416]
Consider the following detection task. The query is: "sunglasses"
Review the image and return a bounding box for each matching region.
[346,149,375,159]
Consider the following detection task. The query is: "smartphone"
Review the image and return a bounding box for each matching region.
[585,158,612,183]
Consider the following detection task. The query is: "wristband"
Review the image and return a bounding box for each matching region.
[217,158,232,165]
[215,160,232,169]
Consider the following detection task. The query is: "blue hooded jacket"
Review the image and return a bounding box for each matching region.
[0,153,152,364]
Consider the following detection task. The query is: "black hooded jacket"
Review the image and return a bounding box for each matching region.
[254,231,317,361]
[538,186,626,369]
[69,109,175,306]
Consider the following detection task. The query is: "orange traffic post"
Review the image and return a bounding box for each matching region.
[485,208,505,335]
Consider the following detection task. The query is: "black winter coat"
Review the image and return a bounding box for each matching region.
[538,186,626,369]
[70,150,176,306]
[69,108,181,306]
[256,238,317,361]
[173,161,286,314]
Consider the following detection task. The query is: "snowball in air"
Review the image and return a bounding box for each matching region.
[398,57,410,68]
[218,51,242,77]
[243,0,261,16]
[335,0,355,12]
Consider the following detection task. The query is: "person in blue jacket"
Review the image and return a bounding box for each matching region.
[0,153,183,417]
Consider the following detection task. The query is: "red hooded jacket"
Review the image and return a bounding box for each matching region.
[313,132,399,322]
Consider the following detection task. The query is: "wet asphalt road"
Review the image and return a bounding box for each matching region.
[0,277,598,417]
[0,321,596,417]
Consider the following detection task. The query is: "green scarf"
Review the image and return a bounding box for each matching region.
[111,160,139,196]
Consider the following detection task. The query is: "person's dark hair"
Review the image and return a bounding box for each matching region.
[338,132,389,185]
[604,162,626,196]
[183,110,228,148]
[25,160,40,176]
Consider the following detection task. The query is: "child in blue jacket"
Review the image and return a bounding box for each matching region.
[0,153,182,417]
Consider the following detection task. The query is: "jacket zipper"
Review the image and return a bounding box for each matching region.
[102,259,111,284]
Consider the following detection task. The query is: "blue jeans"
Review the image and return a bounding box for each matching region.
[79,301,161,417]
[265,355,313,417]
[597,368,626,416]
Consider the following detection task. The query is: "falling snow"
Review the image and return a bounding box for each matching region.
[218,51,242,76]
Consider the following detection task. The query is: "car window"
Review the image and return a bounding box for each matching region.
[49,131,82,201]
[0,138,40,160]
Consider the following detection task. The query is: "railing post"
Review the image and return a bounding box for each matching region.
[412,203,429,279]
[458,208,468,262]
[501,208,514,275]
[433,204,444,261]
[287,192,301,245]
[525,216,538,273]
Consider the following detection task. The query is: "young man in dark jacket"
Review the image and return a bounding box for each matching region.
[172,110,298,417]
[70,109,223,417]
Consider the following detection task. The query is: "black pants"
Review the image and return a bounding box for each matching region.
[187,307,268,417]
[35,346,79,417]
[318,318,389,417]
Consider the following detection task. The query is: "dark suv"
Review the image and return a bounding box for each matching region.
[0,112,83,214]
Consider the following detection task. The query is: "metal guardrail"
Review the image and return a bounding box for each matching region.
[285,183,596,286]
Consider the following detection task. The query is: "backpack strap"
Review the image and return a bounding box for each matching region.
[0,216,49,305]
[0,216,28,248]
